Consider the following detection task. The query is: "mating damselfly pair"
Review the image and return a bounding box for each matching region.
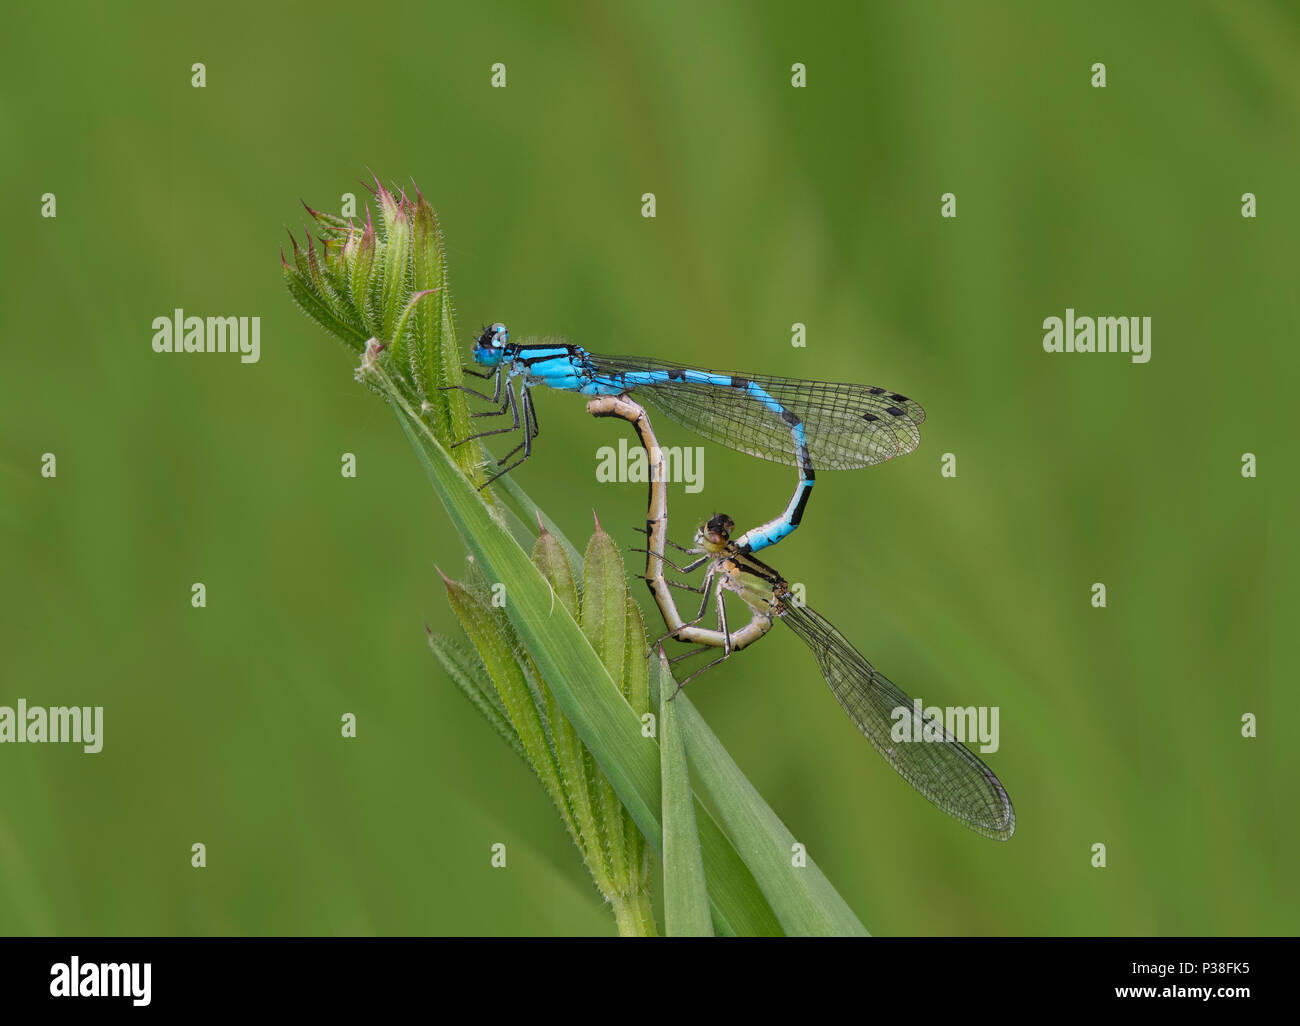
[587,393,1016,842]
[450,323,1013,840]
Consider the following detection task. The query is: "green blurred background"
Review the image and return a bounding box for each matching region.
[2,0,1297,935]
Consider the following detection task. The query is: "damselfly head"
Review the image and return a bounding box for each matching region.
[695,513,734,551]
[471,322,510,366]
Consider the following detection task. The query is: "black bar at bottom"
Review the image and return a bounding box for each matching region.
[0,936,1285,1013]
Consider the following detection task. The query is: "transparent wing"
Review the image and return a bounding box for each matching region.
[780,602,1015,840]
[585,354,925,470]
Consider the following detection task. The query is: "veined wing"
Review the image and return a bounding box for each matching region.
[780,602,1015,840]
[585,354,924,471]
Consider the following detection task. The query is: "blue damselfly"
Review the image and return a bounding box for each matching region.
[448,323,924,554]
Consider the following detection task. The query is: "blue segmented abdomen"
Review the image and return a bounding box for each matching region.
[581,352,924,471]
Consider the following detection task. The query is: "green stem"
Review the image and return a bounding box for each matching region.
[611,888,658,937]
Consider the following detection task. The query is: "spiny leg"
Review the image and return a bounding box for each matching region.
[631,525,698,555]
[631,547,709,576]
[441,368,503,405]
[664,644,721,666]
[478,388,538,488]
[452,381,521,448]
[648,569,717,650]
[671,651,733,691]
[524,384,540,438]
[494,386,542,464]
[691,569,720,623]
[670,585,733,697]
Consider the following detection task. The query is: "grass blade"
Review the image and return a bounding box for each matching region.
[426,632,522,759]
[679,700,870,936]
[658,650,713,936]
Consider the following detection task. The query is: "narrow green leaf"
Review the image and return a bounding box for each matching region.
[389,288,439,370]
[304,204,352,232]
[680,700,870,936]
[410,196,450,421]
[427,632,524,760]
[582,523,629,682]
[499,501,542,564]
[283,265,367,352]
[623,595,650,725]
[380,211,413,360]
[386,380,781,935]
[658,650,712,936]
[302,233,349,322]
[582,523,631,891]
[528,529,607,892]
[532,526,580,620]
[622,595,650,888]
[374,177,402,231]
[441,572,581,848]
[349,216,381,337]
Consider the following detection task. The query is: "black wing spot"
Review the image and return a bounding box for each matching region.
[886,406,906,417]
[868,387,886,395]
[889,392,908,402]
[862,413,879,422]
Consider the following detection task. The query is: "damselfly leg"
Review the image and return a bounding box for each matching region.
[630,524,703,557]
[443,374,542,489]
[450,379,522,446]
[670,575,737,692]
[477,386,539,487]
[440,366,503,405]
[629,545,710,579]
